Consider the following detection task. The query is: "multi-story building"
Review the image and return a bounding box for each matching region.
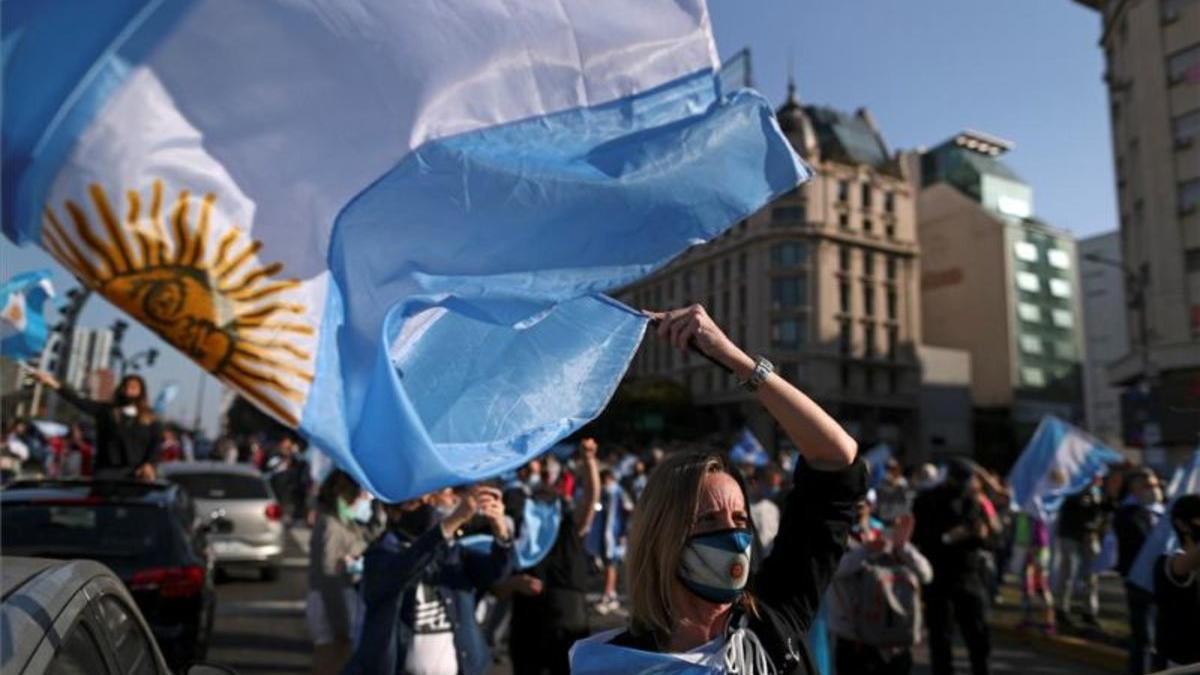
[618,81,923,453]
[917,131,1086,466]
[60,327,113,395]
[1073,0,1200,458]
[1079,232,1129,448]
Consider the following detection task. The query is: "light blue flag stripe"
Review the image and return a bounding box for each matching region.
[308,70,805,500]
[1,0,191,241]
[1007,415,1122,519]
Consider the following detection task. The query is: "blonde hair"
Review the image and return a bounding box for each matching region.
[626,451,754,640]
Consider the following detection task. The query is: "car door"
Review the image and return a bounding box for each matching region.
[91,594,166,675]
[43,616,112,675]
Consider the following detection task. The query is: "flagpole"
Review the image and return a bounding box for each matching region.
[192,369,206,436]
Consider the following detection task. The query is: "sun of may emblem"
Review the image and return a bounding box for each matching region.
[41,181,314,426]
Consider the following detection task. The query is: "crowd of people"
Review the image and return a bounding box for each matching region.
[2,309,1198,675]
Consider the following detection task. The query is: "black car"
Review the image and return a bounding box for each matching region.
[0,479,219,668]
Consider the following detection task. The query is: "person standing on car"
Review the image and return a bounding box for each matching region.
[308,469,374,675]
[28,368,161,480]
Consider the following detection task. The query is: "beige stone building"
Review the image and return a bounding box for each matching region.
[917,132,1086,466]
[1074,0,1200,455]
[617,82,923,453]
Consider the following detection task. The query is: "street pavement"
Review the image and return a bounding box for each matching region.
[205,526,1127,675]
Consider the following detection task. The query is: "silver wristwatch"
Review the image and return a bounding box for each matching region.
[739,356,774,392]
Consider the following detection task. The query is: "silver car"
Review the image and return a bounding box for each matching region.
[0,556,234,675]
[159,462,285,580]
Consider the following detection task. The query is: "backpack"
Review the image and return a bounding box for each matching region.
[836,554,922,649]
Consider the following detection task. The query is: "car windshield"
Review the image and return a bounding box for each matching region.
[168,473,269,500]
[1,503,168,561]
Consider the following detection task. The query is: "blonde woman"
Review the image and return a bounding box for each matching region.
[570,305,864,674]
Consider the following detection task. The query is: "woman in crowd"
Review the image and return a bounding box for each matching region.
[570,305,863,674]
[28,368,161,479]
[308,469,375,675]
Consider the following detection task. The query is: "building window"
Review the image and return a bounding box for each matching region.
[1049,278,1072,298]
[886,289,897,320]
[840,320,852,355]
[771,276,808,309]
[683,270,694,295]
[1167,44,1200,85]
[721,289,730,317]
[839,246,851,272]
[1016,271,1041,293]
[863,283,875,316]
[885,223,896,239]
[770,242,808,268]
[706,370,714,393]
[839,213,850,230]
[839,282,850,313]
[1014,241,1039,262]
[863,218,874,234]
[886,257,897,281]
[1018,302,1041,323]
[861,184,873,209]
[887,326,898,360]
[707,264,715,288]
[884,191,895,213]
[863,251,875,277]
[1051,308,1074,328]
[1055,340,1076,360]
[1174,109,1200,146]
[738,284,747,314]
[1180,178,1200,213]
[738,252,747,277]
[771,205,806,225]
[668,278,676,300]
[864,324,876,358]
[771,317,807,349]
[840,364,851,389]
[1020,334,1043,354]
[1047,249,1071,269]
[1163,0,1190,22]
[837,180,850,203]
[1021,366,1046,387]
[723,258,732,282]
[865,367,876,392]
[888,369,899,394]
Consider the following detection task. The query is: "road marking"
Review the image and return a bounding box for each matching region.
[217,599,306,617]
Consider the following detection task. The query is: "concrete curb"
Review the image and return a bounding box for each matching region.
[991,620,1126,672]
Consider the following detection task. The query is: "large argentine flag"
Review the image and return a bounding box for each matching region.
[1007,416,1123,520]
[0,270,55,360]
[3,1,807,500]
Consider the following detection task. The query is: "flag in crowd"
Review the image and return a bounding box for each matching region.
[0,269,55,361]
[863,442,894,489]
[1007,415,1123,521]
[2,0,808,501]
[729,428,770,467]
[152,382,180,415]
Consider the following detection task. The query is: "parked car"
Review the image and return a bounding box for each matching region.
[0,557,236,674]
[159,462,285,581]
[0,479,219,668]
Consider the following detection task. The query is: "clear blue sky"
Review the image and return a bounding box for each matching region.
[1,1,1114,436]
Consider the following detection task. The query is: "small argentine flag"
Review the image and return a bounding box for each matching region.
[2,1,809,501]
[0,270,55,361]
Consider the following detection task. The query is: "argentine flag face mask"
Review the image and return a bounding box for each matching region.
[678,528,753,604]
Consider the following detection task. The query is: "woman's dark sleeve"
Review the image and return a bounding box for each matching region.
[55,386,104,416]
[362,527,448,607]
[753,456,867,633]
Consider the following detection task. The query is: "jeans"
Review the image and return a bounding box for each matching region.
[1124,582,1165,675]
[1053,536,1099,618]
[924,582,990,675]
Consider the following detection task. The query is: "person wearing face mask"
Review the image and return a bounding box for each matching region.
[345,484,514,675]
[308,470,374,675]
[1114,468,1166,674]
[27,368,161,480]
[569,305,862,675]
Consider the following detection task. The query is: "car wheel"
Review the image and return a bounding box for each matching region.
[260,565,280,582]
